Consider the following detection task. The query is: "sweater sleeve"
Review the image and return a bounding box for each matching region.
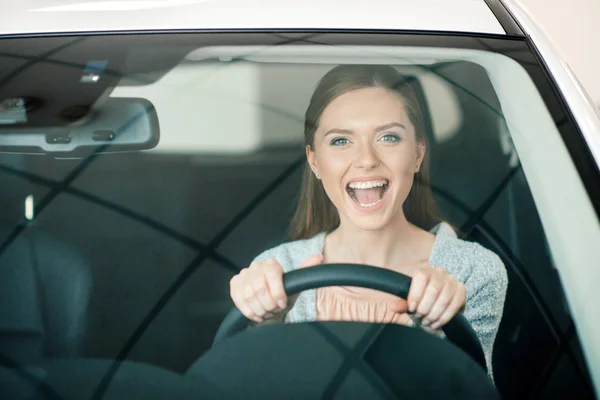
[252,242,304,273]
[460,242,508,377]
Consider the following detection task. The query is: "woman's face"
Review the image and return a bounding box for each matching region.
[307,87,425,231]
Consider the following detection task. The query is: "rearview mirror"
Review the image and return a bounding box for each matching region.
[0,97,159,156]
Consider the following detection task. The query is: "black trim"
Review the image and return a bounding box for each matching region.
[523,36,600,225]
[483,0,524,36]
[0,28,522,41]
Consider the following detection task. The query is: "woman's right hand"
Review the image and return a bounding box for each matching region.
[229,254,323,323]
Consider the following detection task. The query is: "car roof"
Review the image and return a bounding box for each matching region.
[1,0,506,36]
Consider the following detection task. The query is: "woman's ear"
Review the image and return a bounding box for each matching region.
[415,141,426,172]
[306,145,320,177]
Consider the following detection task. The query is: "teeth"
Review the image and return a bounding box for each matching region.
[357,198,383,208]
[348,180,388,190]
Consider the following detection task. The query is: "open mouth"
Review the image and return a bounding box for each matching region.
[346,179,389,208]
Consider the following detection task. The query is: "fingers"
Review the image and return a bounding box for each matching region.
[230,270,258,321]
[388,298,409,314]
[407,266,466,330]
[244,278,268,321]
[431,284,466,330]
[230,254,323,323]
[414,277,442,320]
[406,267,431,314]
[229,259,287,323]
[421,278,453,326]
[250,266,278,317]
[264,260,288,309]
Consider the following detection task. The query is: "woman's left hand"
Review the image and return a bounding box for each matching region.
[406,264,466,330]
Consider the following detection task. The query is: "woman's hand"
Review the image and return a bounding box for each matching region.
[406,264,466,330]
[230,254,323,323]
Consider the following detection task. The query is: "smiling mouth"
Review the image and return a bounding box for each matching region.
[346,179,389,208]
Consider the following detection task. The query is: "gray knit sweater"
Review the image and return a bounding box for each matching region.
[253,223,508,376]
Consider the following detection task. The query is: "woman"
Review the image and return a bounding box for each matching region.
[229,65,507,375]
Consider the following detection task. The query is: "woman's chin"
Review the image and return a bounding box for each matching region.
[349,217,390,232]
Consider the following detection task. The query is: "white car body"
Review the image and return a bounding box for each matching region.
[2,0,504,35]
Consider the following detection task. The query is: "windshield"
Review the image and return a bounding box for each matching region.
[0,32,597,399]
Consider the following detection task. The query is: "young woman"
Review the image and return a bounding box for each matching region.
[229,65,508,375]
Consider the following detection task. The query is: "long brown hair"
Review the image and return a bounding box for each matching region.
[289,65,440,240]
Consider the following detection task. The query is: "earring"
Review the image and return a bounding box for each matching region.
[315,172,320,179]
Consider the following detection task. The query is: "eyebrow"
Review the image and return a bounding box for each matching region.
[324,128,353,136]
[375,122,407,132]
[323,122,406,137]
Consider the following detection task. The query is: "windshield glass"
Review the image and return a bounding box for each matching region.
[0,33,597,399]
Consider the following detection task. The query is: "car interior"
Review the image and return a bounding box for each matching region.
[0,42,595,399]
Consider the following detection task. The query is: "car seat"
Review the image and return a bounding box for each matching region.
[0,157,92,363]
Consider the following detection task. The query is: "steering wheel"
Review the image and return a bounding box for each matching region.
[214,264,487,371]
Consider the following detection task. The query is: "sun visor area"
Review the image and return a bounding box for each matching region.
[111,46,468,154]
[185,46,443,65]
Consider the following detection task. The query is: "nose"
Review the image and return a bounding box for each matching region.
[354,143,380,170]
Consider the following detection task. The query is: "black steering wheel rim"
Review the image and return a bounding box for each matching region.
[214,264,487,372]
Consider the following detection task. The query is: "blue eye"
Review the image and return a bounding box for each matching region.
[380,133,401,143]
[330,137,350,146]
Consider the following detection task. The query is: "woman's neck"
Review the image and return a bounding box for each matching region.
[324,215,434,269]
